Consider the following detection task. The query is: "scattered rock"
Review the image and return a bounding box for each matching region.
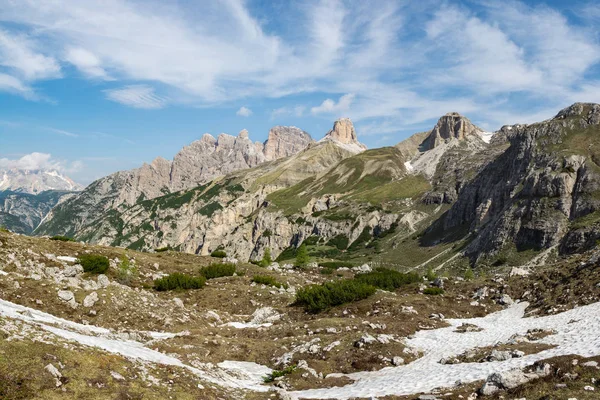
[83,291,99,308]
[58,290,74,302]
[173,298,184,308]
[497,294,514,306]
[97,274,110,288]
[392,356,405,366]
[352,264,372,273]
[45,363,62,387]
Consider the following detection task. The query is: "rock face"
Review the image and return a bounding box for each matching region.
[36,127,314,237]
[263,126,314,161]
[0,168,82,194]
[420,112,485,151]
[323,118,367,152]
[0,190,77,234]
[430,102,600,259]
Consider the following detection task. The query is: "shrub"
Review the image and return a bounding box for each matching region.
[210,249,227,258]
[155,246,171,253]
[154,273,205,291]
[303,236,319,246]
[355,268,421,291]
[50,235,75,242]
[260,248,272,267]
[263,365,296,383]
[425,267,437,281]
[262,229,272,238]
[252,275,287,289]
[276,246,296,261]
[200,263,236,279]
[78,254,109,274]
[423,287,444,295]
[116,255,137,286]
[319,261,354,270]
[295,244,309,267]
[320,268,334,275]
[326,234,349,250]
[294,279,376,313]
[464,267,475,281]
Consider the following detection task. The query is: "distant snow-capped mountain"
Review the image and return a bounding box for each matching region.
[0,168,83,194]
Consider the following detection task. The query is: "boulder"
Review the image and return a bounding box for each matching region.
[83,291,98,308]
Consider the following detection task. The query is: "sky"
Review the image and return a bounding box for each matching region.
[0,0,599,185]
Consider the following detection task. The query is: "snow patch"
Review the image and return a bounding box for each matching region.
[0,298,271,392]
[291,301,600,399]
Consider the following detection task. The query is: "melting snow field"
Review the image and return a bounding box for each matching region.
[292,301,600,399]
[2,294,600,399]
[0,298,271,392]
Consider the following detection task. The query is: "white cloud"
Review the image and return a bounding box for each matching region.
[65,47,108,79]
[0,28,61,81]
[311,93,355,115]
[236,106,252,117]
[0,0,597,135]
[0,152,81,173]
[104,85,167,109]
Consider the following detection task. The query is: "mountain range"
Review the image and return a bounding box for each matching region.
[31,102,600,272]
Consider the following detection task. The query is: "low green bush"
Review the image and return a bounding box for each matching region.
[50,235,75,242]
[252,275,287,289]
[326,234,349,250]
[425,267,437,281]
[319,261,354,269]
[210,249,227,258]
[263,365,296,383]
[155,246,171,253]
[320,268,334,275]
[294,279,376,313]
[116,256,137,286]
[78,254,109,274]
[154,273,205,291]
[200,263,236,279]
[355,268,421,291]
[423,287,444,295]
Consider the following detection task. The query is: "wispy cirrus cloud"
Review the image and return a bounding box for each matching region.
[104,85,168,109]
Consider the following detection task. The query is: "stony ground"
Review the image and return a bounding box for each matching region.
[0,231,599,399]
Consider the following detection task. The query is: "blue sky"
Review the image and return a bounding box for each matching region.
[0,0,599,184]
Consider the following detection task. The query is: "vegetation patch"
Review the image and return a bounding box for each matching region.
[210,249,227,258]
[155,246,171,253]
[252,275,288,289]
[116,256,137,286]
[154,272,206,291]
[326,234,349,250]
[78,254,109,274]
[200,263,236,279]
[263,365,296,383]
[319,261,354,269]
[50,235,75,242]
[294,279,377,313]
[199,202,223,217]
[423,287,445,295]
[355,268,421,291]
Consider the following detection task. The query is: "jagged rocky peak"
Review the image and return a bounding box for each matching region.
[263,126,314,161]
[421,112,485,150]
[0,168,83,194]
[554,102,600,124]
[327,118,358,144]
[322,118,367,152]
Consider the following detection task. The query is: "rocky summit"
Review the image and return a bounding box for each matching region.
[4,103,600,400]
